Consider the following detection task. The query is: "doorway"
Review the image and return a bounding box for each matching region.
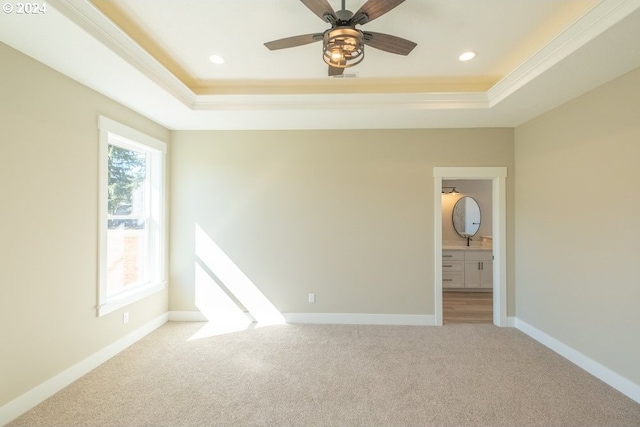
[442,179,493,324]
[433,167,507,327]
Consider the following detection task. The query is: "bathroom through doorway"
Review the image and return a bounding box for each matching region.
[441,179,493,324]
[433,167,507,327]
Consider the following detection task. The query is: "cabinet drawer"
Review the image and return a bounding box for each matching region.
[442,273,464,288]
[442,261,463,272]
[464,250,493,261]
[442,251,464,261]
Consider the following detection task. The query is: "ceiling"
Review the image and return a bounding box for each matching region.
[1,0,640,130]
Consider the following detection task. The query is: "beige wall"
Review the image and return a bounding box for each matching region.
[170,129,514,317]
[0,43,170,407]
[514,66,640,385]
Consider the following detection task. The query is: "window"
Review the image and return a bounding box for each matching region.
[98,116,166,316]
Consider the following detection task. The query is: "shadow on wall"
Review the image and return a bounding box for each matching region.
[190,224,285,340]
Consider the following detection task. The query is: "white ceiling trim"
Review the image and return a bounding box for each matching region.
[192,92,489,111]
[49,0,195,107]
[45,0,640,114]
[488,0,640,107]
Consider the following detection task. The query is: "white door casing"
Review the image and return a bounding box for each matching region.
[433,167,507,326]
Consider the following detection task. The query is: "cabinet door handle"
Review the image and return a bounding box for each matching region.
[443,264,453,267]
[480,262,483,270]
[443,255,453,258]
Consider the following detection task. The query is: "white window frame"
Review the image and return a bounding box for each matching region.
[97,116,167,317]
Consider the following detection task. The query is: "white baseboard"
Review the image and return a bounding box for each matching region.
[0,313,168,426]
[168,311,435,326]
[168,310,208,321]
[515,318,640,404]
[168,313,516,328]
[168,311,258,323]
[284,312,435,326]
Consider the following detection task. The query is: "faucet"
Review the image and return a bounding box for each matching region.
[466,236,472,246]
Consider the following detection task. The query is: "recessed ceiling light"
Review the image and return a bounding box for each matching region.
[458,51,477,62]
[209,54,225,65]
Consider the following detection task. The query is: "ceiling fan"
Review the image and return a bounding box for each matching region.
[264,0,417,76]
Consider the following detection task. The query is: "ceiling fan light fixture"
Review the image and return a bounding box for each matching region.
[323,27,364,68]
[264,0,416,76]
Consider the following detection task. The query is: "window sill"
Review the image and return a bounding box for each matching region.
[97,281,166,317]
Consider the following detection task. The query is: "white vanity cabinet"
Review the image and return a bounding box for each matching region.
[443,249,493,290]
[464,251,493,289]
[442,251,464,289]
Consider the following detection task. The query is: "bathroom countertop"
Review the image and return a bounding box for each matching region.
[443,245,492,251]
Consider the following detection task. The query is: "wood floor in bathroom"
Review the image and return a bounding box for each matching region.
[443,291,493,324]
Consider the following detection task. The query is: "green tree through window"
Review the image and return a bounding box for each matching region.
[107,145,146,214]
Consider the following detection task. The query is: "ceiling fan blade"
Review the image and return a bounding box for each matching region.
[300,0,337,23]
[352,0,406,25]
[363,31,416,55]
[328,65,345,76]
[264,33,323,50]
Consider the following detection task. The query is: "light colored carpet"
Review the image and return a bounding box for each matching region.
[9,322,640,427]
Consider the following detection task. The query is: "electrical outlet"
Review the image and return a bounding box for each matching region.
[123,311,129,324]
[308,293,315,303]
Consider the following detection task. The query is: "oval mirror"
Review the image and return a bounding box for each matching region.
[452,196,481,237]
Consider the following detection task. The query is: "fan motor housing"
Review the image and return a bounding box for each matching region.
[335,9,354,22]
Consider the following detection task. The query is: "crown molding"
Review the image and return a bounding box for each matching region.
[488,0,640,107]
[192,92,489,111]
[48,0,196,108]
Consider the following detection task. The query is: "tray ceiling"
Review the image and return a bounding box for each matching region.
[1,0,640,129]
